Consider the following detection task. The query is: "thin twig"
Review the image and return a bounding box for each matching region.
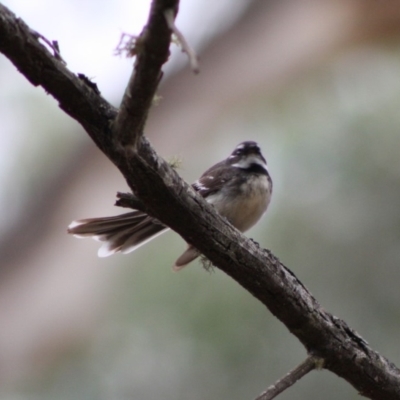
[114,32,140,57]
[164,8,199,74]
[255,356,323,400]
[115,192,147,212]
[30,29,66,64]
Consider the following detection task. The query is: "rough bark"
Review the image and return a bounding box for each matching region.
[1,1,400,398]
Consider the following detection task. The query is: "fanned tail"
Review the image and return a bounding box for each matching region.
[68,211,168,257]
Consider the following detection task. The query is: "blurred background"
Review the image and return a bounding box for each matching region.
[1,0,400,399]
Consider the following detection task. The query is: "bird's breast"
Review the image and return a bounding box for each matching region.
[207,174,272,232]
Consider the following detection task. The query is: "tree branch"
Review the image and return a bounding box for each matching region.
[1,2,400,399]
[0,3,117,155]
[255,355,321,400]
[112,0,178,150]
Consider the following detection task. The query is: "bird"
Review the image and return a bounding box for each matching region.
[68,141,273,271]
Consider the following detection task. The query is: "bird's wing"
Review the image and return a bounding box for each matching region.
[192,161,231,198]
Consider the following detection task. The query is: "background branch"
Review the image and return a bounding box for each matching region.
[1,1,400,399]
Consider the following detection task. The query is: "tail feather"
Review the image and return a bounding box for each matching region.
[68,211,168,257]
[68,212,148,237]
[69,212,200,268]
[173,246,200,271]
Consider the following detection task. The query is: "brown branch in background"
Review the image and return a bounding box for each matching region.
[2,2,400,399]
[164,8,200,74]
[112,0,179,150]
[255,356,322,400]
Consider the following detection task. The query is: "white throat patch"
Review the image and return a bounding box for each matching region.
[232,154,267,172]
